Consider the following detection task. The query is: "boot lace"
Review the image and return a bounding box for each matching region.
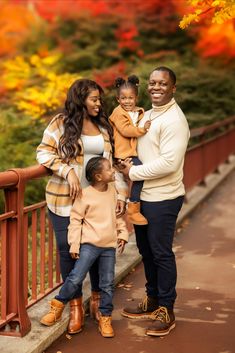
[151,306,170,323]
[138,296,148,312]
[49,302,61,321]
[101,316,111,328]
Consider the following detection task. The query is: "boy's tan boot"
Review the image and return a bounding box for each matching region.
[99,315,114,338]
[67,297,85,334]
[89,291,101,322]
[127,202,148,225]
[40,299,65,326]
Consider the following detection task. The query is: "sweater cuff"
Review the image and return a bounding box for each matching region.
[69,243,80,255]
[61,165,74,179]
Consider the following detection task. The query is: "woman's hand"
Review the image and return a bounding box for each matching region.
[116,200,126,217]
[67,169,82,200]
[117,239,126,254]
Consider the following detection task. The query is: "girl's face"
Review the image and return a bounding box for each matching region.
[85,89,101,117]
[117,87,137,112]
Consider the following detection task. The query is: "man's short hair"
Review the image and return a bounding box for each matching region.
[152,66,176,85]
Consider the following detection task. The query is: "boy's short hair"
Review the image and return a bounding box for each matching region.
[86,156,106,183]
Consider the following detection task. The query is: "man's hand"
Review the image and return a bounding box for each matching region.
[118,158,133,179]
[116,200,126,217]
[70,253,79,260]
[117,239,126,254]
[67,169,82,200]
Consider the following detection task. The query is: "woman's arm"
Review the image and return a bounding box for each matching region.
[36,116,74,179]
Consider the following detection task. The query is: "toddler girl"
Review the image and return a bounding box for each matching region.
[109,75,151,225]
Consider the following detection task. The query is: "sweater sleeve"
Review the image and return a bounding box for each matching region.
[116,216,129,243]
[110,113,146,138]
[129,120,189,181]
[67,197,87,254]
[36,116,73,180]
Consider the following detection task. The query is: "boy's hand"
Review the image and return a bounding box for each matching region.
[117,239,126,254]
[70,253,79,260]
[144,120,151,131]
[116,200,126,217]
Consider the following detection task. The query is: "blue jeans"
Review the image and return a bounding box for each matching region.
[48,210,100,298]
[134,196,184,309]
[55,244,115,316]
[129,156,144,202]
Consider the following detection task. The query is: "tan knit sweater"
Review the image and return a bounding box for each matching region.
[68,184,129,254]
[109,105,146,159]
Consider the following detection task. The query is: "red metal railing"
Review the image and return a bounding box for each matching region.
[0,116,235,337]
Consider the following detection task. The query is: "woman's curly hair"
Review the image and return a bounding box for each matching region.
[59,79,114,163]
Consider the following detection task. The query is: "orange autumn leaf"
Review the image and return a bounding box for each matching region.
[0,3,37,56]
[196,22,235,59]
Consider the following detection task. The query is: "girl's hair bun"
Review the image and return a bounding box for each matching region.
[128,75,139,86]
[114,77,126,88]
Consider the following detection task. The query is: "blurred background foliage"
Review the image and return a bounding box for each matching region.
[0,0,234,207]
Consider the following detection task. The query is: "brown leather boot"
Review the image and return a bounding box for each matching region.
[99,315,114,338]
[67,297,85,334]
[89,291,101,322]
[127,202,148,225]
[122,296,158,319]
[146,306,175,336]
[40,299,65,326]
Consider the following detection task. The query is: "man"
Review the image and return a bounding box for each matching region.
[120,66,190,336]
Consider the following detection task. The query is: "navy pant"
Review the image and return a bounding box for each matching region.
[134,196,184,309]
[56,244,115,316]
[129,156,144,202]
[49,210,100,298]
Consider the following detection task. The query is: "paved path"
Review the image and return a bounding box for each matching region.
[44,171,235,353]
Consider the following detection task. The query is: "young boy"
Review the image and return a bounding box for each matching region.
[40,157,129,338]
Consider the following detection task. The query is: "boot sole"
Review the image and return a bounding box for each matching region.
[128,220,148,226]
[67,328,83,334]
[40,317,61,326]
[146,322,176,336]
[99,327,114,338]
[121,311,153,319]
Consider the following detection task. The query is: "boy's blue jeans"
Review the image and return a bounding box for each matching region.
[55,244,115,316]
[129,156,144,202]
[48,210,100,297]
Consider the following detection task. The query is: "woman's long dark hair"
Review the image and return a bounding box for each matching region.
[59,79,114,163]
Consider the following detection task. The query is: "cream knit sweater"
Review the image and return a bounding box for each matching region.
[68,184,129,254]
[129,98,190,201]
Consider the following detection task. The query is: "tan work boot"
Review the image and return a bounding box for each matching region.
[89,291,101,322]
[67,297,85,334]
[127,202,148,225]
[40,299,65,326]
[99,315,114,338]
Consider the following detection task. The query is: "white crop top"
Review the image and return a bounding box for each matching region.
[80,134,104,188]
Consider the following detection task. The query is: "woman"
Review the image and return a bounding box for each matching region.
[36,79,127,334]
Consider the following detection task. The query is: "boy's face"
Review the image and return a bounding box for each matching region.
[97,160,115,183]
[117,87,137,112]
